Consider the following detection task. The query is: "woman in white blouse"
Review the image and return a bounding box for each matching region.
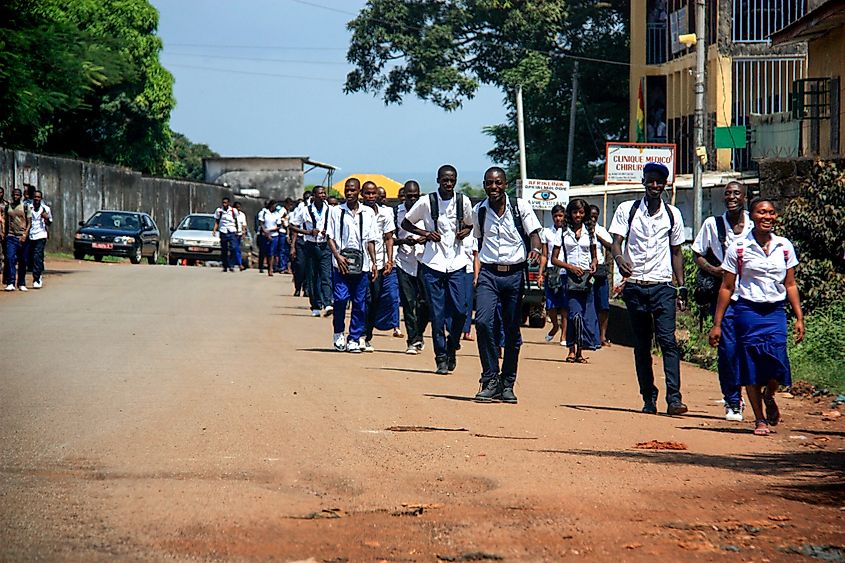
[551,198,600,363]
[537,204,568,345]
[709,198,805,436]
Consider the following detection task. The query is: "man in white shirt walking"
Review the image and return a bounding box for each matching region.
[326,178,378,353]
[27,190,52,289]
[394,181,429,354]
[692,181,752,421]
[257,199,282,276]
[472,167,543,403]
[211,197,240,272]
[609,162,688,416]
[289,186,333,316]
[233,201,248,271]
[401,165,474,375]
[361,182,396,351]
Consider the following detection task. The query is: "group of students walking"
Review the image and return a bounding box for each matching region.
[1,185,53,292]
[213,160,804,432]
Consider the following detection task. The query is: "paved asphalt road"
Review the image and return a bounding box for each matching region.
[1,260,842,561]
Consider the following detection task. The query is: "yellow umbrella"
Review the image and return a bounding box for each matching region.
[331,174,403,198]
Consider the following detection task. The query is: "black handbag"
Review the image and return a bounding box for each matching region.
[339,209,365,275]
[544,266,562,291]
[562,232,592,294]
[593,263,608,280]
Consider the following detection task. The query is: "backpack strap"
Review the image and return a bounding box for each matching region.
[509,196,528,248]
[715,215,727,251]
[478,204,487,247]
[456,194,465,233]
[429,192,439,226]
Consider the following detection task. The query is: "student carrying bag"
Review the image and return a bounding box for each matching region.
[338,209,365,275]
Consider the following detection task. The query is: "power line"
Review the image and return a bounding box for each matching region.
[166,63,342,83]
[164,52,348,66]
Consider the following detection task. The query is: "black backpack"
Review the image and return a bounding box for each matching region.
[694,216,728,310]
[477,196,528,249]
[429,191,466,234]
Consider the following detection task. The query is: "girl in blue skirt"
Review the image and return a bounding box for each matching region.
[552,199,601,363]
[709,198,804,436]
[538,204,567,345]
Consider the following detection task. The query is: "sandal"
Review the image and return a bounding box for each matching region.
[753,419,770,436]
[602,339,612,347]
[574,356,589,364]
[763,391,781,426]
[565,355,576,363]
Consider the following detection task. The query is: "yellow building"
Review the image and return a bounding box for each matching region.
[629,0,819,174]
[772,0,845,157]
[331,174,403,198]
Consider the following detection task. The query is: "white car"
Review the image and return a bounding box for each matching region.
[168,213,256,267]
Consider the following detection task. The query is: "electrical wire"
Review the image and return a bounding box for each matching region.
[166,63,342,82]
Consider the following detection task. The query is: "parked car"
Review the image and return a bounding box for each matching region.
[168,213,257,268]
[73,210,160,264]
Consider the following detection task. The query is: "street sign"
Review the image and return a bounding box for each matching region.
[605,142,676,184]
[521,179,570,210]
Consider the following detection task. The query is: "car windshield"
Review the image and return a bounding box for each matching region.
[86,212,140,230]
[178,215,215,231]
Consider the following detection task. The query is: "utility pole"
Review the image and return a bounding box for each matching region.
[566,60,579,183]
[516,85,528,187]
[693,0,706,234]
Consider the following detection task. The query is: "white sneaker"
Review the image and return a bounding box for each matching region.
[4,284,14,292]
[725,401,744,422]
[413,340,425,352]
[405,345,419,355]
[311,309,321,317]
[333,333,347,352]
[18,286,27,292]
[360,338,374,352]
[346,340,362,353]
[33,280,42,289]
[323,305,334,317]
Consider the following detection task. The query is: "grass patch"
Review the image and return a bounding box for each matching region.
[789,299,845,394]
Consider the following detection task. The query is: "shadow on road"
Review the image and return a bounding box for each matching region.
[559,403,726,422]
[44,269,79,277]
[376,367,438,375]
[424,393,479,403]
[677,426,752,435]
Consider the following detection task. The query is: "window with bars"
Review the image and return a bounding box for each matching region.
[732,0,807,42]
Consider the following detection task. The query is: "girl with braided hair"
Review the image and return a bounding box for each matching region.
[551,198,601,362]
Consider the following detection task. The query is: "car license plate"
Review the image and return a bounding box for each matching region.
[92,242,113,249]
[188,246,210,252]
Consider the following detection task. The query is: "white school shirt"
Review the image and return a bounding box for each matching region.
[404,192,474,273]
[721,232,798,303]
[326,202,378,271]
[29,203,52,240]
[594,224,612,266]
[257,208,282,238]
[462,234,478,274]
[237,210,247,235]
[395,203,424,276]
[291,202,330,243]
[555,226,595,270]
[213,206,239,234]
[473,198,542,266]
[691,211,752,262]
[370,203,396,270]
[541,227,561,272]
[608,198,685,283]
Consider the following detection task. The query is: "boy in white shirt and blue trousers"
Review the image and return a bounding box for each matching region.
[401,165,474,375]
[327,178,378,353]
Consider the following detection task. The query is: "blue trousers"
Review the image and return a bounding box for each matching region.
[332,269,369,341]
[220,232,239,270]
[621,282,682,405]
[305,241,333,310]
[4,237,26,286]
[475,266,525,387]
[277,235,290,272]
[716,302,742,405]
[462,270,474,334]
[28,238,47,283]
[420,265,467,360]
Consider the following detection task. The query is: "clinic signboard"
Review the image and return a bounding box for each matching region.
[521,179,570,210]
[605,142,676,184]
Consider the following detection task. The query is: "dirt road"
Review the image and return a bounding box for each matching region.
[1,260,842,561]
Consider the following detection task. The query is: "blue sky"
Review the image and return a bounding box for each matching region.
[151,0,506,187]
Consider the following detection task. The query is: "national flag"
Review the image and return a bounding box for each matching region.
[636,79,645,142]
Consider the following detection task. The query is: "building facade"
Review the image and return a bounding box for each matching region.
[630,1,822,174]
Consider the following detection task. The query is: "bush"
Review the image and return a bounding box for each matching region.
[780,160,845,314]
[789,299,845,393]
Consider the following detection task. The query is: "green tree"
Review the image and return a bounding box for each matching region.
[0,0,174,174]
[166,132,218,181]
[345,0,628,185]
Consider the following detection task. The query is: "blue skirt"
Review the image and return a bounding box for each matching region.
[566,289,601,350]
[734,298,792,387]
[374,269,401,330]
[545,283,567,310]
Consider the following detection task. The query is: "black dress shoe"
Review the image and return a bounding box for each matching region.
[642,390,658,414]
[667,402,689,415]
[474,379,502,402]
[446,350,457,372]
[500,387,518,404]
[435,356,449,375]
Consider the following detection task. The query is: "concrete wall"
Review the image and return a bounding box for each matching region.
[203,157,304,201]
[0,148,263,255]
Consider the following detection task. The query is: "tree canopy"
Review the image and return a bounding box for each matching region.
[345,0,629,185]
[0,0,175,174]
